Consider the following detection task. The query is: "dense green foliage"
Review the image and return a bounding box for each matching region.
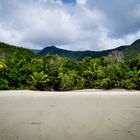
[0,42,140,91]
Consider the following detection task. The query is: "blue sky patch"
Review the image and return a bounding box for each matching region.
[62,0,76,4]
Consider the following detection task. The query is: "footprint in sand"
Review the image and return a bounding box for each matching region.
[31,122,41,125]
[128,130,134,136]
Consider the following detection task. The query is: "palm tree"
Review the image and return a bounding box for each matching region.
[29,71,49,90]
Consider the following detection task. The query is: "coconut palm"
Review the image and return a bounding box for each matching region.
[29,71,49,90]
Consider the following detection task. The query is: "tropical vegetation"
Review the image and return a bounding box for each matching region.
[0,41,140,91]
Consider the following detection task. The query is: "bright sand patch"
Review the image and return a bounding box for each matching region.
[0,90,140,140]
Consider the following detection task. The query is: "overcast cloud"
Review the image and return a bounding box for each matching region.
[0,0,140,50]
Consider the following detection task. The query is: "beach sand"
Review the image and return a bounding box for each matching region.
[0,90,140,140]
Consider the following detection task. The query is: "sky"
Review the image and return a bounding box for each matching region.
[0,0,140,51]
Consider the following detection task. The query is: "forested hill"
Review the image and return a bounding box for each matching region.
[1,39,140,61]
[122,39,140,58]
[0,40,140,90]
[0,42,36,59]
[38,39,140,60]
[38,46,110,60]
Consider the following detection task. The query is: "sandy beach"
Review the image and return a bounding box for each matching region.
[0,90,140,140]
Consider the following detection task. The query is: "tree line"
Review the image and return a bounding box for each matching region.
[0,48,140,90]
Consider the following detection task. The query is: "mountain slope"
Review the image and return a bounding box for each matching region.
[123,39,140,58]
[38,46,110,60]
[0,42,36,60]
[38,39,140,60]
[1,39,140,61]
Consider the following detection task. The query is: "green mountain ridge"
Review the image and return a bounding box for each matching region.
[0,39,140,60]
[123,39,140,58]
[38,39,140,60]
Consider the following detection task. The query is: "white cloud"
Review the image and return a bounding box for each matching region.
[0,23,22,45]
[76,0,87,5]
[0,0,140,50]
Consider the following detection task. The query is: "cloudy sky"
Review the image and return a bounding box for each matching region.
[0,0,140,51]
